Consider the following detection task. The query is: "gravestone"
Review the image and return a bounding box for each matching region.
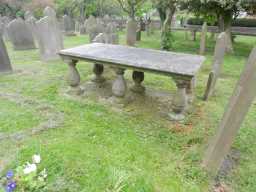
[36,7,63,61]
[104,23,119,44]
[7,18,36,50]
[63,14,75,36]
[103,15,111,25]
[80,23,86,34]
[0,21,4,35]
[0,16,11,40]
[85,15,96,34]
[203,47,256,173]
[87,17,104,42]
[199,22,207,55]
[75,20,80,33]
[24,11,33,20]
[0,36,12,72]
[126,19,137,46]
[204,32,227,100]
[25,16,38,45]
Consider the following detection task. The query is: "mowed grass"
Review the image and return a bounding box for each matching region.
[0,30,255,191]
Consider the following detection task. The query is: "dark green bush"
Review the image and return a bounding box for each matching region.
[187,17,256,27]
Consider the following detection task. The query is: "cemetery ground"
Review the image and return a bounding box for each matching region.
[0,31,256,192]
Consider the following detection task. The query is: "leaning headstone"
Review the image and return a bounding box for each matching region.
[203,32,227,100]
[0,21,4,35]
[199,22,207,55]
[203,47,256,173]
[0,16,11,40]
[0,36,12,72]
[36,7,63,61]
[126,20,137,46]
[63,14,75,36]
[7,18,36,50]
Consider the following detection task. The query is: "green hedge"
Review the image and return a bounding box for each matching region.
[187,18,256,27]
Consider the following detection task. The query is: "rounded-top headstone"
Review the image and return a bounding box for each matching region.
[24,10,33,20]
[43,6,56,18]
[105,23,117,34]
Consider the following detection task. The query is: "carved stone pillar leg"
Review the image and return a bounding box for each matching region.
[112,68,126,97]
[92,63,105,83]
[186,77,195,103]
[66,59,82,95]
[169,78,188,121]
[131,71,145,93]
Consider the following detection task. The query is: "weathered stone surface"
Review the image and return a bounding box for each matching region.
[7,18,36,50]
[112,68,126,97]
[126,20,137,46]
[85,16,96,34]
[199,22,207,55]
[93,33,105,43]
[44,6,56,18]
[60,43,204,119]
[104,23,119,44]
[204,32,227,100]
[24,11,33,20]
[86,17,104,42]
[36,7,63,61]
[103,15,111,25]
[0,36,12,72]
[63,14,75,35]
[203,47,256,173]
[25,16,38,45]
[60,43,205,77]
[0,16,11,40]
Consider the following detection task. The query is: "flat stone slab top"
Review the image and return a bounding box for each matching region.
[59,43,205,78]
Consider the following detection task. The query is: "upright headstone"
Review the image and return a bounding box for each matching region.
[75,20,80,33]
[204,32,227,100]
[203,47,256,173]
[7,18,36,50]
[63,14,75,36]
[0,36,12,72]
[104,23,119,44]
[85,16,95,32]
[24,11,33,20]
[199,22,207,55]
[87,17,104,42]
[79,23,86,34]
[103,14,111,26]
[25,15,38,45]
[126,19,137,46]
[36,7,63,61]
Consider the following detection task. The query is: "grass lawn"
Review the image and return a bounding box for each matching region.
[0,31,255,191]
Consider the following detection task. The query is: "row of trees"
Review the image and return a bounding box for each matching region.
[1,0,255,51]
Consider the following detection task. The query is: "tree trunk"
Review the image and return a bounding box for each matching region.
[161,7,175,50]
[218,14,233,53]
[157,7,166,28]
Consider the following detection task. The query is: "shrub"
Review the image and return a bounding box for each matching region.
[186,17,256,27]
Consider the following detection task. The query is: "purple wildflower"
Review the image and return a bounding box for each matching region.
[5,181,16,192]
[6,171,14,179]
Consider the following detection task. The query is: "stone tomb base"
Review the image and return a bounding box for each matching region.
[61,70,178,120]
